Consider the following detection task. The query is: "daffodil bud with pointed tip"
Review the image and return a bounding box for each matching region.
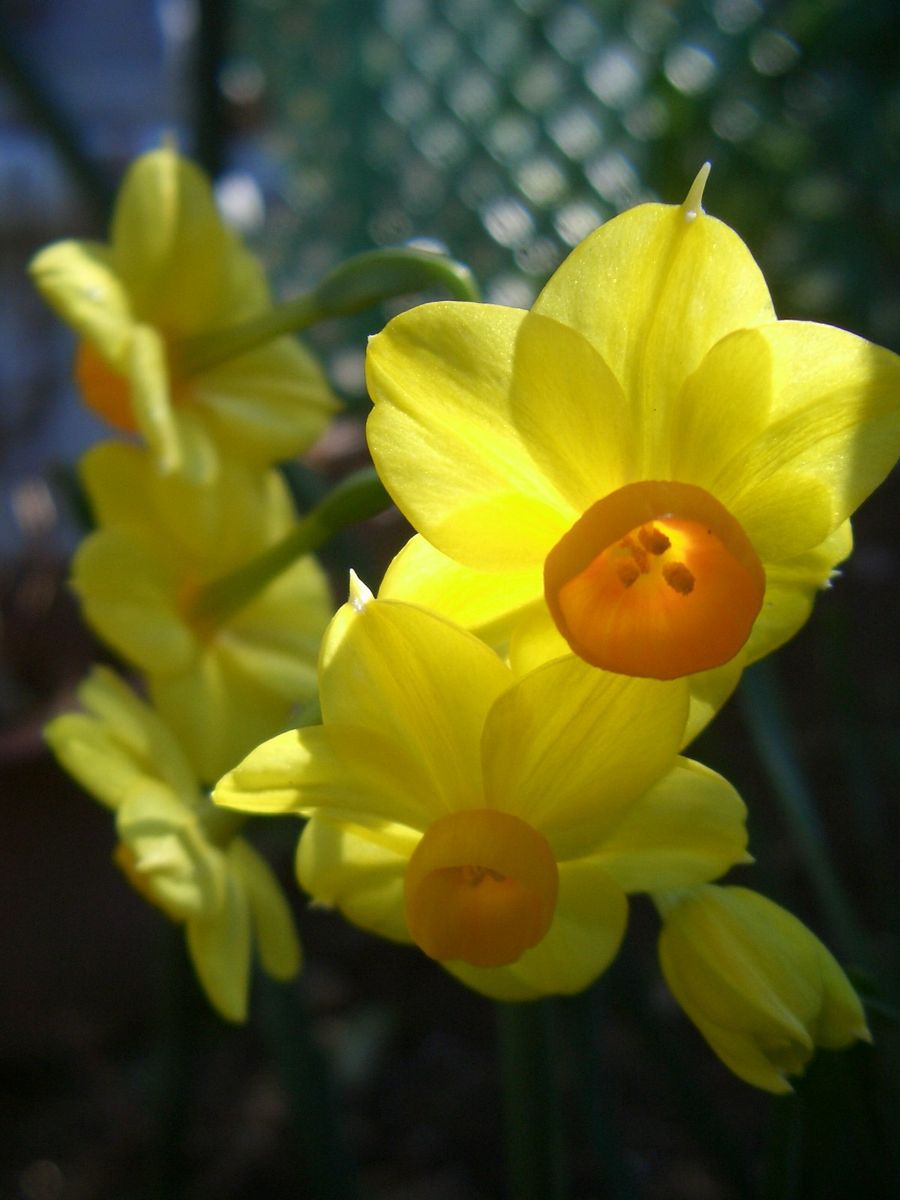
[656,884,870,1092]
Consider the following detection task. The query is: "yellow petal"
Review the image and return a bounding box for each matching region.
[229,840,301,981]
[367,302,570,567]
[186,870,252,1022]
[591,758,748,890]
[682,656,746,747]
[681,322,900,560]
[320,597,513,812]
[215,724,436,830]
[745,521,853,666]
[191,338,339,464]
[296,815,416,944]
[446,858,627,1000]
[28,239,134,363]
[509,312,634,509]
[111,147,242,334]
[73,530,194,674]
[126,323,183,473]
[481,656,690,856]
[44,713,154,812]
[532,195,775,470]
[379,535,543,647]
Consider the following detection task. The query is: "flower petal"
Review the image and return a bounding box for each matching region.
[447,858,627,1000]
[186,868,252,1022]
[366,302,570,567]
[745,521,852,666]
[28,239,134,362]
[296,815,416,944]
[379,535,542,646]
[592,758,748,891]
[215,724,436,830]
[229,840,302,981]
[681,322,900,560]
[191,337,339,464]
[481,656,690,856]
[510,312,634,509]
[320,597,513,813]
[532,198,775,460]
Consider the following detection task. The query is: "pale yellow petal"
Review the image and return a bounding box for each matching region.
[592,759,748,891]
[44,713,154,811]
[186,870,252,1022]
[28,239,134,362]
[447,858,627,1000]
[190,337,339,464]
[682,656,746,747]
[379,535,542,646]
[744,521,853,666]
[296,815,416,944]
[216,724,436,831]
[510,312,634,509]
[320,597,513,813]
[532,198,775,476]
[367,302,570,568]
[681,323,900,560]
[127,323,183,473]
[229,840,301,980]
[111,147,241,333]
[481,656,690,856]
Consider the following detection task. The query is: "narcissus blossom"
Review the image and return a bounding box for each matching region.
[30,145,337,478]
[656,884,870,1092]
[72,441,332,783]
[45,667,301,1022]
[214,576,748,1001]
[368,167,899,727]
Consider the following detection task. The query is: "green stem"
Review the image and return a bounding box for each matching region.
[181,246,481,376]
[259,975,359,1200]
[738,660,866,961]
[189,467,390,629]
[496,1000,566,1200]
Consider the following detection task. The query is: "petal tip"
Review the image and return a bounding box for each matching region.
[348,568,374,611]
[682,163,712,222]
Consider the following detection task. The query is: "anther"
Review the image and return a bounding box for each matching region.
[638,524,671,556]
[663,562,695,595]
[617,560,641,587]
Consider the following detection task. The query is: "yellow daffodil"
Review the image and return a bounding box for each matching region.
[214,575,748,1001]
[30,145,337,478]
[72,441,332,783]
[45,667,301,1022]
[656,884,870,1093]
[367,166,899,727]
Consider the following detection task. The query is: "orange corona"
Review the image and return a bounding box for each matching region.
[405,809,559,968]
[545,481,766,679]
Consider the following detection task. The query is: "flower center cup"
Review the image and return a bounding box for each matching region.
[404,809,559,968]
[76,341,138,432]
[544,481,765,680]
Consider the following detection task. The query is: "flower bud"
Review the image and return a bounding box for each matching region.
[657,885,870,1092]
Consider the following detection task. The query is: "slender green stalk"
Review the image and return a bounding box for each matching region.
[189,467,390,630]
[259,975,359,1200]
[496,1000,566,1200]
[738,660,866,960]
[181,246,481,376]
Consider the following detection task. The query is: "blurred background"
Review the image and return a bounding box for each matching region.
[1,1,898,1197]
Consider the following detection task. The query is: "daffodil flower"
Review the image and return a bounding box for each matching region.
[72,441,332,783]
[367,166,900,729]
[30,145,337,479]
[214,575,748,1001]
[45,667,301,1022]
[656,884,870,1093]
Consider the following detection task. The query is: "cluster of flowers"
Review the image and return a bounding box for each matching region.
[38,151,899,1092]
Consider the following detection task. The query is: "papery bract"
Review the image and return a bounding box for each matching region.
[214,577,749,1001]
